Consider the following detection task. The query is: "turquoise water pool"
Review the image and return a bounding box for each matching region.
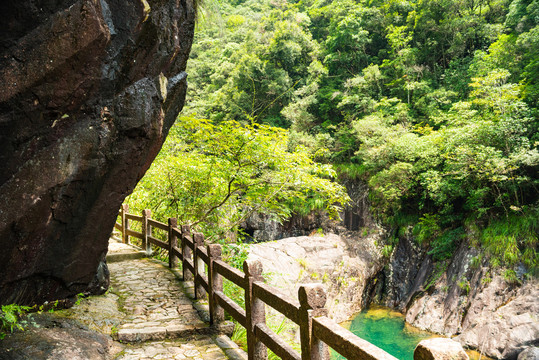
[331,306,491,360]
[331,306,432,360]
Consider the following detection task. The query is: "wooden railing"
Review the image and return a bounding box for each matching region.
[114,204,398,360]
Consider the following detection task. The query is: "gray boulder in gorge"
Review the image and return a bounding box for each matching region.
[518,347,539,360]
[414,338,469,360]
[0,0,196,305]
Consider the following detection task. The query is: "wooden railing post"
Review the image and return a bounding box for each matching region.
[193,232,205,299]
[207,244,224,325]
[121,204,129,244]
[244,260,267,360]
[299,284,329,360]
[168,218,178,268]
[142,209,152,255]
[181,225,193,281]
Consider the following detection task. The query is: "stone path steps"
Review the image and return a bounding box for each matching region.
[107,240,245,360]
[117,336,227,360]
[110,259,210,342]
[107,238,146,263]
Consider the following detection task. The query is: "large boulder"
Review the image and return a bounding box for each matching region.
[455,281,539,359]
[414,338,469,360]
[247,231,386,323]
[518,347,539,360]
[0,0,196,305]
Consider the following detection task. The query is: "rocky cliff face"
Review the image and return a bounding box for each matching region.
[368,234,539,359]
[0,0,196,305]
[242,179,373,242]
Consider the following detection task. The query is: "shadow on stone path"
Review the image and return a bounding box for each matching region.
[107,239,245,360]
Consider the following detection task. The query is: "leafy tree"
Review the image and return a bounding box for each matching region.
[127,117,349,240]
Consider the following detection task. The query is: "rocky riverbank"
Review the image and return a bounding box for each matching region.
[248,231,539,359]
[371,235,539,359]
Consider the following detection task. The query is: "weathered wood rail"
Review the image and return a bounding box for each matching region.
[114,204,398,360]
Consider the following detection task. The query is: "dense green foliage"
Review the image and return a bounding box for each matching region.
[127,117,349,241]
[183,0,538,272]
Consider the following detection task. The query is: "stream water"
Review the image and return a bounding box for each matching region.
[331,306,431,360]
[331,305,491,360]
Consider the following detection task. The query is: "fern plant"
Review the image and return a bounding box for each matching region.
[0,304,31,339]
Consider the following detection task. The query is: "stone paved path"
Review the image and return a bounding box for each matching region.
[105,240,245,360]
[110,259,209,342]
[117,336,228,360]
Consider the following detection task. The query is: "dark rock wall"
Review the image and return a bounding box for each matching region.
[341,180,374,231]
[242,179,374,242]
[0,0,196,305]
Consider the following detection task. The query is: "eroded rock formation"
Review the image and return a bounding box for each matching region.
[368,235,539,359]
[242,180,374,242]
[247,232,386,323]
[0,0,196,305]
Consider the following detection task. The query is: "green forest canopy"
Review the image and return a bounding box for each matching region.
[129,0,538,275]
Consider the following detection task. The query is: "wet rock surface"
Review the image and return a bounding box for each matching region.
[0,0,196,305]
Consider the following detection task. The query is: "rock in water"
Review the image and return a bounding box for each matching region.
[518,347,539,360]
[414,338,469,360]
[0,0,196,305]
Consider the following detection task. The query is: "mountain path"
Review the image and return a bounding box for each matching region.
[104,239,244,360]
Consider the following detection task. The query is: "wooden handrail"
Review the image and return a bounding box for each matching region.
[113,206,399,360]
[313,316,399,360]
[253,282,301,325]
[147,235,167,249]
[148,218,168,231]
[125,213,143,221]
[255,323,300,360]
[214,260,245,287]
[125,229,143,239]
[215,290,247,327]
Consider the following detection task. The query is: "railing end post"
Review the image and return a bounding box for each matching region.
[244,259,267,360]
[193,232,205,299]
[181,224,191,236]
[243,259,264,282]
[298,284,327,315]
[299,283,329,360]
[207,243,222,259]
[168,217,178,228]
[181,225,193,281]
